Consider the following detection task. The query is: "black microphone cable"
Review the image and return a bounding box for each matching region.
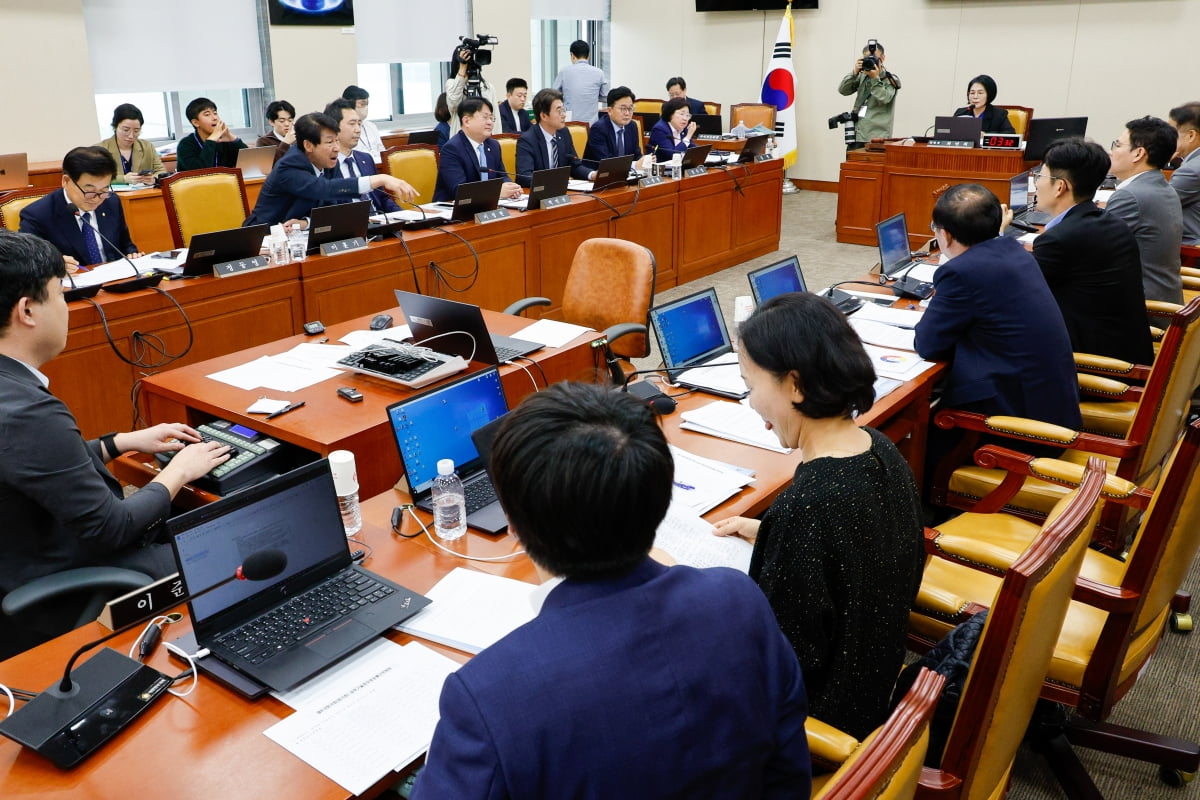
[430,226,481,293]
[79,285,194,370]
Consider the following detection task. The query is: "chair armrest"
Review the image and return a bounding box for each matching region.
[602,323,646,348]
[1074,352,1143,378]
[1078,373,1140,401]
[933,410,1135,460]
[502,297,551,317]
[2,567,153,617]
[973,445,1149,509]
[1071,575,1140,613]
[805,717,860,768]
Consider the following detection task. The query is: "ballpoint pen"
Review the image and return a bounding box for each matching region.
[265,400,306,420]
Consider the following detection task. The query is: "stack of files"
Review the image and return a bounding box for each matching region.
[849,317,916,351]
[670,444,754,515]
[852,302,924,330]
[396,568,538,654]
[264,639,459,795]
[206,341,354,392]
[679,400,793,454]
[862,343,937,382]
[653,502,753,573]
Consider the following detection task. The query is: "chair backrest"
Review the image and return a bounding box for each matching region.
[996,105,1034,135]
[566,122,589,160]
[493,133,519,181]
[634,98,665,114]
[816,668,945,800]
[0,186,53,231]
[932,459,1104,800]
[384,144,439,206]
[730,103,777,131]
[561,238,657,360]
[633,116,645,144]
[160,167,250,248]
[702,101,722,117]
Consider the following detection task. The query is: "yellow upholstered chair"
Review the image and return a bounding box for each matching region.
[810,668,944,800]
[383,144,439,207]
[492,134,519,181]
[911,420,1200,796]
[909,458,1104,799]
[566,122,589,160]
[634,98,665,114]
[730,103,777,132]
[995,105,1033,135]
[0,187,53,231]
[702,101,722,117]
[160,167,250,248]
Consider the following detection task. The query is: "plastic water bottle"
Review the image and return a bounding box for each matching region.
[432,459,467,541]
[731,118,749,139]
[329,450,362,537]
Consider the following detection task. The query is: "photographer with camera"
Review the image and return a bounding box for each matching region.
[446,35,501,137]
[836,40,900,150]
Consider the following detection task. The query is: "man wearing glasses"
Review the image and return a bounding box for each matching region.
[433,97,523,203]
[19,146,141,271]
[1106,116,1184,303]
[516,89,595,188]
[583,86,643,164]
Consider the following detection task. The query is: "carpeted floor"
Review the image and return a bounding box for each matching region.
[655,189,1200,800]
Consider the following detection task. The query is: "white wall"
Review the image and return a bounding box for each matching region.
[270,25,359,119]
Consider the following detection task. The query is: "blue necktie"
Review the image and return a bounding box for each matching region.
[478,143,488,178]
[616,126,624,154]
[550,136,559,169]
[80,212,103,266]
[344,156,375,211]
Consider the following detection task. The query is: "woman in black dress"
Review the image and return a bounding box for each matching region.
[952,74,1016,134]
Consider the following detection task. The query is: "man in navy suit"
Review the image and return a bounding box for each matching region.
[412,383,810,800]
[915,184,1081,429]
[19,146,140,269]
[245,112,415,228]
[498,78,532,134]
[433,97,523,203]
[325,99,400,214]
[583,85,643,164]
[515,89,595,188]
[666,76,708,117]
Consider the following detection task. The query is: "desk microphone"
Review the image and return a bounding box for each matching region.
[0,549,287,769]
[66,202,163,294]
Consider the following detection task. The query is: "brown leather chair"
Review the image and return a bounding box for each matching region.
[0,186,54,231]
[701,101,722,117]
[810,668,944,800]
[730,103,777,132]
[492,133,519,181]
[504,238,657,382]
[566,122,589,161]
[634,98,665,115]
[160,167,251,248]
[911,419,1200,795]
[995,105,1033,135]
[383,144,440,207]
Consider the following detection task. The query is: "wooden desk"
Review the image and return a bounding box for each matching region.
[836,143,1028,247]
[128,308,604,499]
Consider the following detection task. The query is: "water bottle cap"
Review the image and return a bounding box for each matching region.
[437,458,455,476]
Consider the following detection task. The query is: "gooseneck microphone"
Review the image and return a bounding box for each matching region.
[66,202,163,294]
[0,549,287,768]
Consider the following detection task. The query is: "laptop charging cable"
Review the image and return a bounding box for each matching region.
[128,614,201,697]
[391,504,527,563]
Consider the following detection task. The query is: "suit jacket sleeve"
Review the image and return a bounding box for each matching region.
[1031,229,1074,288]
[584,122,612,163]
[987,105,1016,134]
[764,623,813,799]
[1172,162,1200,213]
[138,139,165,174]
[277,162,361,205]
[914,265,976,362]
[1104,187,1140,232]
[435,137,477,201]
[105,197,138,256]
[515,133,538,188]
[648,122,687,159]
[411,673,506,800]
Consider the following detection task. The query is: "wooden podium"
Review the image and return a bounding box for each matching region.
[837,143,1029,247]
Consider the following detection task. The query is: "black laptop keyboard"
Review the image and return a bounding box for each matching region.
[215,569,394,665]
[494,344,524,362]
[464,476,498,514]
[338,343,443,382]
[1014,209,1050,225]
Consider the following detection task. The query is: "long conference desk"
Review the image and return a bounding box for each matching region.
[52,158,784,441]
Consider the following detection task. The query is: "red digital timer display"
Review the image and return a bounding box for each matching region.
[981,133,1022,149]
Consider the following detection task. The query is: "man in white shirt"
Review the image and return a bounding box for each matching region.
[324,98,400,214]
[552,40,608,124]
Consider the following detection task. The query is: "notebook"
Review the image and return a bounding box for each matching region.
[394,289,542,364]
[0,153,29,191]
[235,145,276,179]
[876,213,919,277]
[307,199,370,253]
[568,153,637,193]
[385,366,511,534]
[747,255,807,304]
[173,224,270,277]
[649,288,747,399]
[167,459,430,691]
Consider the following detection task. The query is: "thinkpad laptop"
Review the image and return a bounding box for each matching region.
[737,135,771,163]
[568,153,637,192]
[649,287,747,399]
[691,114,723,137]
[386,366,511,534]
[307,199,370,253]
[748,255,808,305]
[175,224,270,277]
[235,146,276,179]
[394,289,542,364]
[167,459,430,691]
[932,116,982,147]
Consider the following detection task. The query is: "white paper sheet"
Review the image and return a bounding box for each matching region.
[851,303,925,329]
[395,568,538,654]
[849,317,917,351]
[861,344,938,381]
[679,400,792,454]
[669,445,752,515]
[339,326,413,349]
[512,318,594,348]
[653,502,753,573]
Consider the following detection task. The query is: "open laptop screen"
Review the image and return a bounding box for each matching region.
[386,367,509,497]
[1009,171,1030,215]
[748,256,807,304]
[650,288,731,379]
[170,460,349,626]
[876,213,912,277]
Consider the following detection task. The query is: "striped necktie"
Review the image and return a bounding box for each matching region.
[80,212,104,266]
[550,136,559,169]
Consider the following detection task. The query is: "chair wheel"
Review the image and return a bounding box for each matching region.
[1170,612,1194,634]
[1160,765,1197,787]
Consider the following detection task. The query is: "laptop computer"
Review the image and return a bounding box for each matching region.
[174,224,270,277]
[499,166,570,211]
[649,287,747,399]
[691,114,723,137]
[737,135,771,163]
[394,289,542,364]
[635,111,661,133]
[307,199,370,253]
[0,153,29,190]
[1024,116,1088,162]
[436,178,505,222]
[748,255,807,305]
[1007,170,1051,227]
[167,459,431,691]
[876,213,920,277]
[406,130,441,145]
[931,116,982,147]
[235,146,276,179]
[569,153,637,193]
[386,366,511,534]
[679,144,714,170]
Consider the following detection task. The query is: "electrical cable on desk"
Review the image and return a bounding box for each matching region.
[347,536,374,561]
[412,329,476,363]
[127,614,198,697]
[505,358,539,392]
[431,227,481,293]
[81,285,194,369]
[508,354,547,389]
[710,163,744,196]
[391,231,424,295]
[392,504,527,562]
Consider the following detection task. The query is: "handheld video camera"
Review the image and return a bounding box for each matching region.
[458,34,498,66]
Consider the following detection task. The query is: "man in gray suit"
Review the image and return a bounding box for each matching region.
[1106,116,1184,303]
[1168,102,1200,245]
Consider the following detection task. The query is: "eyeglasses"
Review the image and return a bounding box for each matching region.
[613,104,635,113]
[115,126,142,136]
[1111,139,1131,151]
[477,114,495,123]
[551,107,567,116]
[1030,168,1062,183]
[929,221,940,233]
[71,178,113,201]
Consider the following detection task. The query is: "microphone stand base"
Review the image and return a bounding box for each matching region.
[101,273,165,294]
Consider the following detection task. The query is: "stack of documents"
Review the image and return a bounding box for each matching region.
[679,400,792,454]
[396,568,538,654]
[670,445,754,515]
[862,343,937,382]
[512,318,593,348]
[653,502,753,573]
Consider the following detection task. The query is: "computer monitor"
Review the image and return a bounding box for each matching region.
[1008,171,1030,215]
[691,114,722,136]
[875,213,914,277]
[1024,117,1088,162]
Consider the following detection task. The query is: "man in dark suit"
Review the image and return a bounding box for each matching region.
[583,85,643,164]
[915,184,1081,429]
[412,383,810,800]
[1168,102,1200,245]
[0,231,229,648]
[1023,138,1153,365]
[325,98,400,214]
[19,146,140,269]
[667,76,708,117]
[433,97,523,203]
[498,77,532,133]
[515,88,595,188]
[1107,116,1184,303]
[245,112,415,228]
